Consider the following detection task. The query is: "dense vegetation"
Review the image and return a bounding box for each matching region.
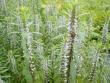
[0,0,110,83]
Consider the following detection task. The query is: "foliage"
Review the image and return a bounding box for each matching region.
[0,0,110,83]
